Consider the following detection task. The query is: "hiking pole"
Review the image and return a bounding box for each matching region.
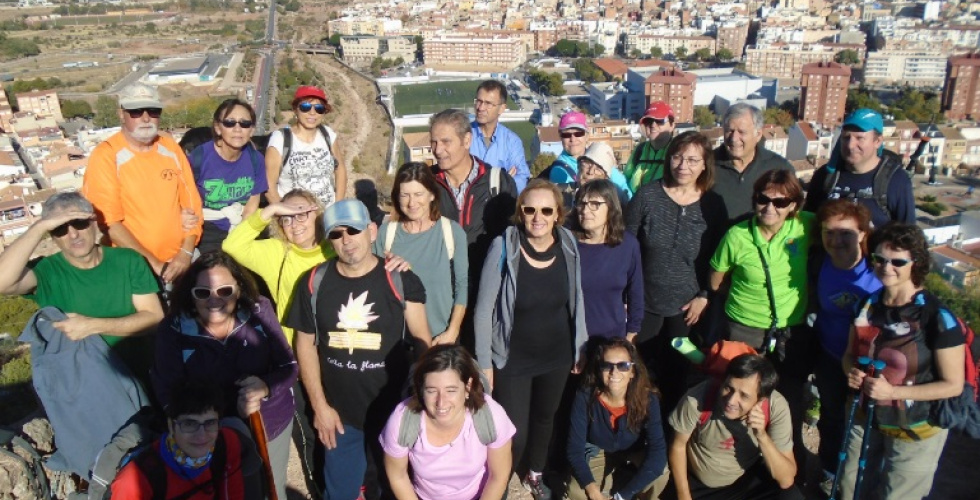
[852,358,886,500]
[828,357,872,500]
[249,411,279,500]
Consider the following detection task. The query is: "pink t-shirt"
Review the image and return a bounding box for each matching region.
[379,395,516,500]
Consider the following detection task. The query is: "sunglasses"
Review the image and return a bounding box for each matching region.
[175,418,220,434]
[870,254,914,268]
[644,118,668,126]
[521,206,555,217]
[124,108,162,119]
[328,227,364,240]
[279,211,313,227]
[220,118,254,129]
[577,200,607,211]
[297,102,327,114]
[190,285,237,300]
[599,361,635,373]
[755,194,794,209]
[50,219,93,237]
[561,130,586,139]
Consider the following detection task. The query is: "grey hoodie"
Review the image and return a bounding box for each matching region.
[474,225,588,370]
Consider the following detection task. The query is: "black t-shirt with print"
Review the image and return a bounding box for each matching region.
[286,259,425,430]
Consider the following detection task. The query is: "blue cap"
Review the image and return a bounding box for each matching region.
[842,108,883,134]
[322,199,371,234]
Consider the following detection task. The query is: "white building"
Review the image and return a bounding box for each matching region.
[688,68,764,108]
[864,49,948,87]
[587,82,631,121]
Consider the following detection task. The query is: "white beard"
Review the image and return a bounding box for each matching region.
[130,123,159,143]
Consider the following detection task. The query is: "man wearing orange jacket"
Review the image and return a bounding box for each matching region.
[83,83,203,283]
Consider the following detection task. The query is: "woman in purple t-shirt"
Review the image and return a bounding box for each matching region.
[381,345,516,500]
[189,99,268,253]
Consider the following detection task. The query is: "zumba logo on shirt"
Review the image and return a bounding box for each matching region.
[202,177,256,210]
[329,291,382,354]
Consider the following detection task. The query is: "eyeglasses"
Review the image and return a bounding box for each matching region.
[190,285,237,300]
[328,227,364,240]
[670,155,704,166]
[644,118,668,126]
[754,194,794,209]
[50,219,93,237]
[521,206,555,217]
[561,130,586,139]
[870,254,914,268]
[599,361,635,373]
[473,98,502,109]
[220,118,254,129]
[175,418,220,434]
[279,211,313,227]
[297,102,327,114]
[577,200,607,211]
[124,108,163,119]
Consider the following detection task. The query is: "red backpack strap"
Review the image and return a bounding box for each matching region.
[699,381,720,427]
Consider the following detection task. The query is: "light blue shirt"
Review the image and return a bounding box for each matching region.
[548,152,579,184]
[469,121,530,192]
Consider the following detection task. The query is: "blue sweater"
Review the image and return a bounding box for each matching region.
[577,232,644,338]
[567,389,667,499]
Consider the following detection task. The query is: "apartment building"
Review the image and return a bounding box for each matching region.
[644,67,697,123]
[423,34,526,70]
[799,61,850,128]
[402,131,434,165]
[716,21,750,58]
[943,53,980,121]
[745,43,864,80]
[16,90,63,122]
[864,47,949,87]
[340,36,416,65]
[0,88,12,133]
[939,127,967,167]
[787,121,834,162]
[625,33,716,57]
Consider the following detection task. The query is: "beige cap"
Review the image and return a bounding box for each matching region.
[118,83,162,110]
[579,142,617,176]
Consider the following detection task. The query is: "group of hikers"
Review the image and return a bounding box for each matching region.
[0,78,970,500]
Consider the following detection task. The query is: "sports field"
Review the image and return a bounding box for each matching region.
[393,81,519,116]
[404,120,538,164]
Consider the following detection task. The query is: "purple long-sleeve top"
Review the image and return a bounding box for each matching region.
[152,295,297,440]
[577,231,644,338]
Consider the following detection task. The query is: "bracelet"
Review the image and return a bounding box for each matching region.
[695,289,711,300]
[180,248,194,257]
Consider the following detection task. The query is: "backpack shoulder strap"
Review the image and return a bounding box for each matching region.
[472,404,498,445]
[699,381,719,427]
[385,269,405,310]
[246,143,264,175]
[489,167,500,197]
[823,166,841,198]
[318,124,335,157]
[397,409,422,448]
[872,157,901,215]
[132,444,167,500]
[307,261,333,346]
[189,145,204,181]
[280,128,293,166]
[439,217,455,258]
[384,223,397,254]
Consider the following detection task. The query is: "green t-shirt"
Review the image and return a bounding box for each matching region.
[710,211,814,329]
[623,140,669,195]
[27,247,160,377]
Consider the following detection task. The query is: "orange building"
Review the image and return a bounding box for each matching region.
[644,67,697,123]
[800,61,850,128]
[943,53,980,121]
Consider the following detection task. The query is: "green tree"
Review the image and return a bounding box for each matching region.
[531,153,557,177]
[573,58,605,83]
[674,46,688,60]
[650,46,663,58]
[693,106,716,128]
[550,39,580,57]
[716,48,734,61]
[924,274,980,329]
[94,95,121,128]
[889,87,941,123]
[630,48,642,59]
[328,33,342,46]
[547,73,566,96]
[846,86,883,114]
[835,49,861,66]
[764,108,794,128]
[61,99,93,119]
[693,48,712,62]
[0,32,41,60]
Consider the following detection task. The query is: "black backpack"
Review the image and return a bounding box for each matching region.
[121,429,230,500]
[822,150,905,216]
[280,125,334,166]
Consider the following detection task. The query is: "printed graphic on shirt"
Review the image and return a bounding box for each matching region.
[202,177,256,209]
[829,290,861,310]
[329,291,382,353]
[285,149,336,207]
[828,186,874,201]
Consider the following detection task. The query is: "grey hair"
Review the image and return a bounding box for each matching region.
[722,103,764,133]
[42,192,94,215]
[429,109,471,140]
